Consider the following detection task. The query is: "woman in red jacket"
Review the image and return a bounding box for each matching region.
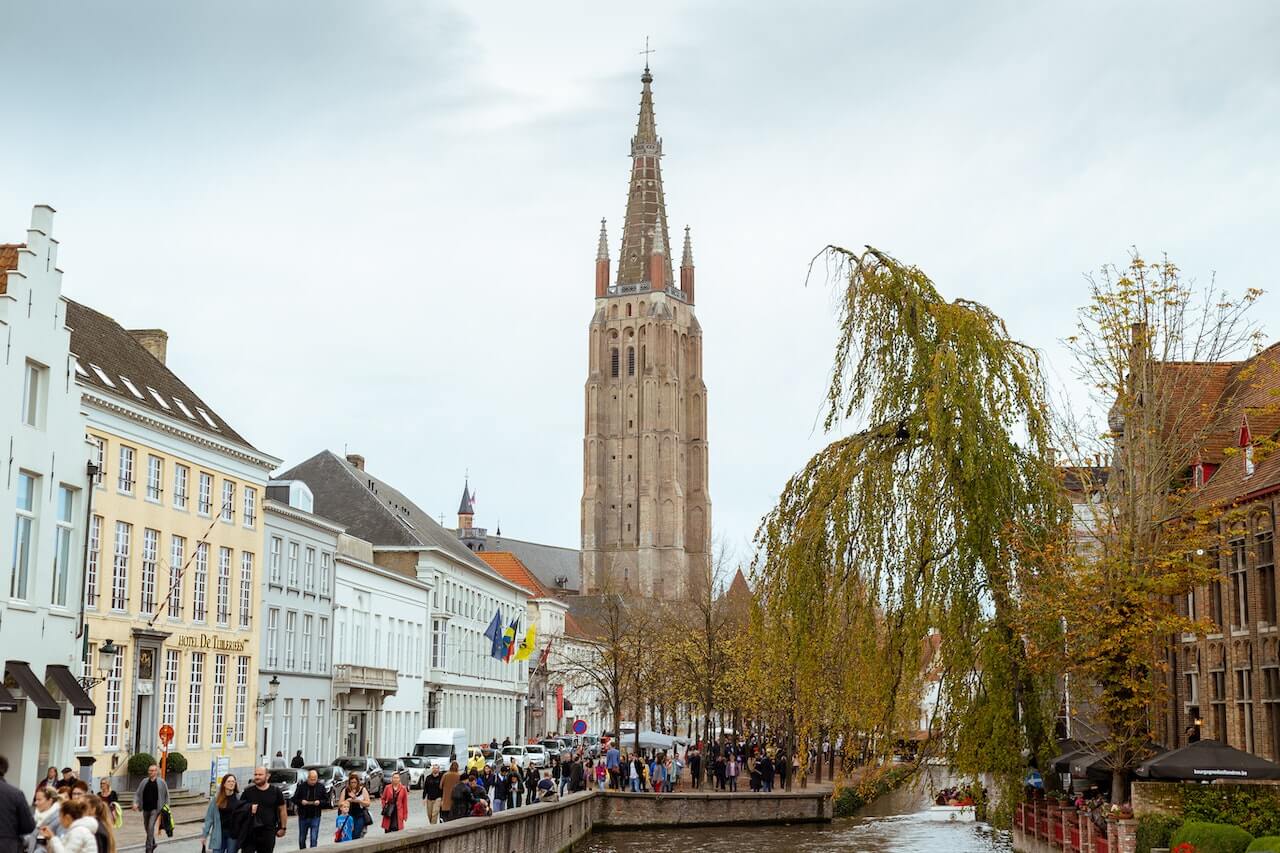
[380,773,410,833]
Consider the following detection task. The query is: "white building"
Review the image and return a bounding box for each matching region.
[278,451,530,750]
[0,206,96,792]
[260,481,340,765]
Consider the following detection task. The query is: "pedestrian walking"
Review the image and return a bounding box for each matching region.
[292,770,326,848]
[605,744,621,791]
[439,764,459,824]
[688,749,701,790]
[332,804,353,844]
[448,776,473,821]
[269,754,285,770]
[378,774,408,834]
[420,767,443,825]
[288,754,304,771]
[726,755,739,793]
[336,776,370,838]
[238,768,287,853]
[201,774,240,853]
[131,764,168,853]
[1,758,36,853]
[84,794,115,853]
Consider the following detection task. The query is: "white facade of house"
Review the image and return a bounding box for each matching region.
[260,483,339,765]
[406,547,530,747]
[0,206,93,792]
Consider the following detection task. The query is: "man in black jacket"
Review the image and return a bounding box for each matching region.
[420,766,443,825]
[0,756,35,853]
[291,769,326,849]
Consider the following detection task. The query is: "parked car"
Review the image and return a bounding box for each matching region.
[399,756,429,789]
[499,745,528,769]
[333,756,384,796]
[412,728,467,773]
[580,735,601,757]
[523,744,548,768]
[267,768,303,814]
[377,758,408,788]
[301,764,347,808]
[540,738,563,756]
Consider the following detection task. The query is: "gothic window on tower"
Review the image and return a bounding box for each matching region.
[627,347,635,376]
[611,348,619,378]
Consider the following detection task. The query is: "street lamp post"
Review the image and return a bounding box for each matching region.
[78,639,119,689]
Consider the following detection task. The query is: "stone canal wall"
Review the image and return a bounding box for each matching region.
[327,789,832,853]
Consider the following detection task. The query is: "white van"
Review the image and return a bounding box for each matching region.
[412,728,467,772]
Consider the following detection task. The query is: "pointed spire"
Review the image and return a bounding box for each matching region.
[597,218,609,261]
[457,479,475,515]
[616,66,673,288]
[681,225,693,267]
[651,223,666,257]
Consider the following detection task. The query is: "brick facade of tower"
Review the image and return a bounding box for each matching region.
[579,68,711,600]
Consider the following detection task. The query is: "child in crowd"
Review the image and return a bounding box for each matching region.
[334,801,355,843]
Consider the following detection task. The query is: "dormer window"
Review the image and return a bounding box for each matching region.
[1246,445,1256,478]
[1194,461,1205,489]
[1240,415,1255,478]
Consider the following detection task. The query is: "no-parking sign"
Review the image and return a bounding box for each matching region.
[572,719,588,735]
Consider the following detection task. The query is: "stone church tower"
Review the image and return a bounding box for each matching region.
[580,66,711,600]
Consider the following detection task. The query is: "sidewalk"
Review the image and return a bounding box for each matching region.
[115,802,208,851]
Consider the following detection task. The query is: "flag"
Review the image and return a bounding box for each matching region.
[515,624,537,661]
[484,609,505,659]
[537,637,554,670]
[501,617,519,663]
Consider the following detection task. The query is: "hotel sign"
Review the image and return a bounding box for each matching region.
[176,633,249,653]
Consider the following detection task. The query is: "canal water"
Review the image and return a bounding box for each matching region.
[580,770,1013,853]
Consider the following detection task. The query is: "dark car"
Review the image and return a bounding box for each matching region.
[301,764,347,808]
[333,756,384,796]
[267,768,303,814]
[376,758,408,788]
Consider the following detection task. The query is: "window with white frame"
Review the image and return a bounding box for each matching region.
[285,610,297,668]
[220,481,235,523]
[302,613,313,671]
[432,619,445,669]
[318,617,328,672]
[216,547,232,626]
[287,542,299,587]
[304,547,315,590]
[162,650,179,726]
[187,652,204,746]
[320,552,331,596]
[193,542,208,622]
[103,652,123,750]
[234,656,248,744]
[300,698,309,760]
[11,472,37,600]
[51,486,75,607]
[146,455,163,502]
[167,535,185,619]
[211,654,227,748]
[140,528,159,614]
[117,445,135,494]
[111,521,130,612]
[86,515,102,608]
[21,360,44,427]
[315,699,324,758]
[173,464,189,510]
[91,437,106,490]
[197,472,213,515]
[242,487,257,527]
[282,699,292,754]
[269,537,282,584]
[266,608,279,668]
[239,552,253,629]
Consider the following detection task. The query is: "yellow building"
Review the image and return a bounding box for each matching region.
[69,303,278,788]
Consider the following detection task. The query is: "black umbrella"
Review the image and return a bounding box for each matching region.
[1069,751,1114,782]
[1135,739,1280,781]
[1050,740,1090,774]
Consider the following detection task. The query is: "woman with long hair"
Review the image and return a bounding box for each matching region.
[201,774,240,853]
[84,794,116,853]
[337,774,370,838]
[39,799,96,853]
[28,785,62,852]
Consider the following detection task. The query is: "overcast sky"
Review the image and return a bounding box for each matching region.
[4,2,1279,561]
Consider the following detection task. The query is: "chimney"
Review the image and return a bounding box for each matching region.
[346,453,366,471]
[129,329,169,365]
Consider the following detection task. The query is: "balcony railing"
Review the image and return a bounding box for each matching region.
[604,281,688,303]
[333,664,399,694]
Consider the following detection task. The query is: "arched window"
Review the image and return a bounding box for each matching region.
[1258,511,1276,627]
[626,303,633,317]
[610,348,619,378]
[627,347,635,376]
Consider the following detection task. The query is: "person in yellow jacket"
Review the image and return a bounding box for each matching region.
[466,748,486,774]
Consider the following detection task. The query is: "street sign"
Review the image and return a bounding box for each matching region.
[572,719,588,735]
[158,725,174,747]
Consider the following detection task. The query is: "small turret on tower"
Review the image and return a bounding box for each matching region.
[457,479,475,530]
[681,225,695,304]
[648,223,667,293]
[595,218,610,297]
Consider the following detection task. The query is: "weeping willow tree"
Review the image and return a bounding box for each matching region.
[752,247,1069,817]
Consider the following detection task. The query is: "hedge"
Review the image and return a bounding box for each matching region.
[1136,814,1181,853]
[1246,838,1280,852]
[166,752,188,775]
[1180,786,1280,840]
[1169,821,1255,853]
[126,753,157,776]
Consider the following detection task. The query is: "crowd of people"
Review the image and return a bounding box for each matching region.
[0,757,120,853]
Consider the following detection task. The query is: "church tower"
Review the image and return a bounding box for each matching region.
[580,65,711,600]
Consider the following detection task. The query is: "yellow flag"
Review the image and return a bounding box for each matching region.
[516,624,537,661]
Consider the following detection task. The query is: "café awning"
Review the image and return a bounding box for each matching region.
[46,665,96,717]
[1136,739,1280,781]
[5,661,60,719]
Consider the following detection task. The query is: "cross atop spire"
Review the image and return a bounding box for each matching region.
[681,225,693,267]
[617,66,673,288]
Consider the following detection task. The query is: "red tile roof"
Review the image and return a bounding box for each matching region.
[476,551,551,598]
[563,611,590,640]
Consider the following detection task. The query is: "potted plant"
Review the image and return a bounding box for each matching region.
[126,753,157,788]
[165,752,188,788]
